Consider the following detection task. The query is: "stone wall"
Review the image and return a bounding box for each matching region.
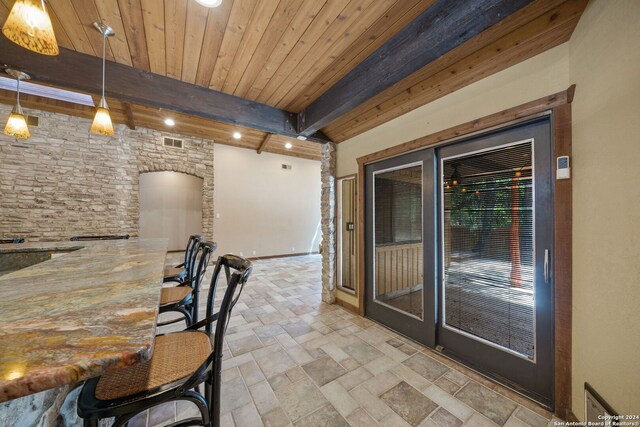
[0,384,81,427]
[0,104,214,242]
[320,142,336,304]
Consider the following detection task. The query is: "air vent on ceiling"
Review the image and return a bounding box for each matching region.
[163,136,183,149]
[281,164,292,170]
[26,115,39,126]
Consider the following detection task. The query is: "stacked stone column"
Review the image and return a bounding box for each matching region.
[320,142,336,304]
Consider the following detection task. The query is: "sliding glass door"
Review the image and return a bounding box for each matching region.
[365,118,554,406]
[365,149,436,347]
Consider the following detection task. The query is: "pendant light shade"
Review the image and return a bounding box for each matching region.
[91,22,115,137]
[3,69,31,139]
[4,109,30,139]
[2,0,59,56]
[90,98,114,136]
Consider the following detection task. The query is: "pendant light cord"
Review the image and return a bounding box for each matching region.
[16,77,20,106]
[101,31,106,99]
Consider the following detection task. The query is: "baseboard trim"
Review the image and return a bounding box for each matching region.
[558,409,579,422]
[335,298,359,314]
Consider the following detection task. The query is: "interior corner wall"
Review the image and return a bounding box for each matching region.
[212,143,321,258]
[569,0,640,417]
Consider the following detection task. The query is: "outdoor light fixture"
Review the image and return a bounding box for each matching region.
[285,142,293,149]
[3,69,31,139]
[451,166,461,186]
[164,118,175,126]
[232,131,242,140]
[195,0,223,7]
[90,22,115,137]
[2,0,59,56]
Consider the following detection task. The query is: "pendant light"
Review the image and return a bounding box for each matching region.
[3,69,31,139]
[2,0,59,56]
[90,22,115,137]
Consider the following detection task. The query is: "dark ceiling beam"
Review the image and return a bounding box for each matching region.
[123,102,136,130]
[0,36,330,144]
[257,133,273,154]
[297,0,534,137]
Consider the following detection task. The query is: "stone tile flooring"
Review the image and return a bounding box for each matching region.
[136,254,559,427]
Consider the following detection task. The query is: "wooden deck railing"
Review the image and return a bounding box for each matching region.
[375,241,423,298]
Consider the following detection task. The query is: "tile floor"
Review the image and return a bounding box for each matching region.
[133,254,560,427]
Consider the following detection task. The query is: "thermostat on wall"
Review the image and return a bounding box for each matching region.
[557,155,570,180]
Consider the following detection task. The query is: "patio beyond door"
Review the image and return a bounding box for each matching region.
[365,118,554,407]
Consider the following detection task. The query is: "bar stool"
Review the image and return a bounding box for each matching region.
[77,255,253,427]
[163,235,203,284]
[158,241,216,327]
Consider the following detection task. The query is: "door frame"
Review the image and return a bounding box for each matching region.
[354,86,574,418]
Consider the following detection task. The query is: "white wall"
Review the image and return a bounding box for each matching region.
[569,0,640,417]
[213,144,322,258]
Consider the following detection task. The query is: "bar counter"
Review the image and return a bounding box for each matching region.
[0,238,168,402]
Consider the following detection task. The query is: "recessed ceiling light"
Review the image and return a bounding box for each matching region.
[195,0,223,7]
[285,142,293,149]
[164,118,175,126]
[296,135,307,141]
[232,131,242,140]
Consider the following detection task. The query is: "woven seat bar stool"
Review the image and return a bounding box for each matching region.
[164,235,204,284]
[77,254,253,427]
[158,241,215,328]
[0,238,24,243]
[70,235,130,241]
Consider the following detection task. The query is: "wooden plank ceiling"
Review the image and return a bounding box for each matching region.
[0,0,587,148]
[0,87,322,160]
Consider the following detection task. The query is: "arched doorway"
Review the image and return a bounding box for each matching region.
[139,171,203,251]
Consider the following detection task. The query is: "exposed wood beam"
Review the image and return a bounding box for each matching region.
[0,88,126,123]
[297,0,534,136]
[323,0,587,142]
[0,89,322,160]
[324,0,585,141]
[123,102,136,130]
[0,37,330,144]
[257,133,273,154]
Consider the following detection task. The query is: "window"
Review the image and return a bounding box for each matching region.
[337,176,356,291]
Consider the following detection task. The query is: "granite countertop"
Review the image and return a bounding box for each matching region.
[0,238,168,402]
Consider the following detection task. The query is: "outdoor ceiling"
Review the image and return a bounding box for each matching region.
[0,0,587,155]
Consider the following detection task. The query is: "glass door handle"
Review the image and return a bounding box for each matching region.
[544,249,550,284]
